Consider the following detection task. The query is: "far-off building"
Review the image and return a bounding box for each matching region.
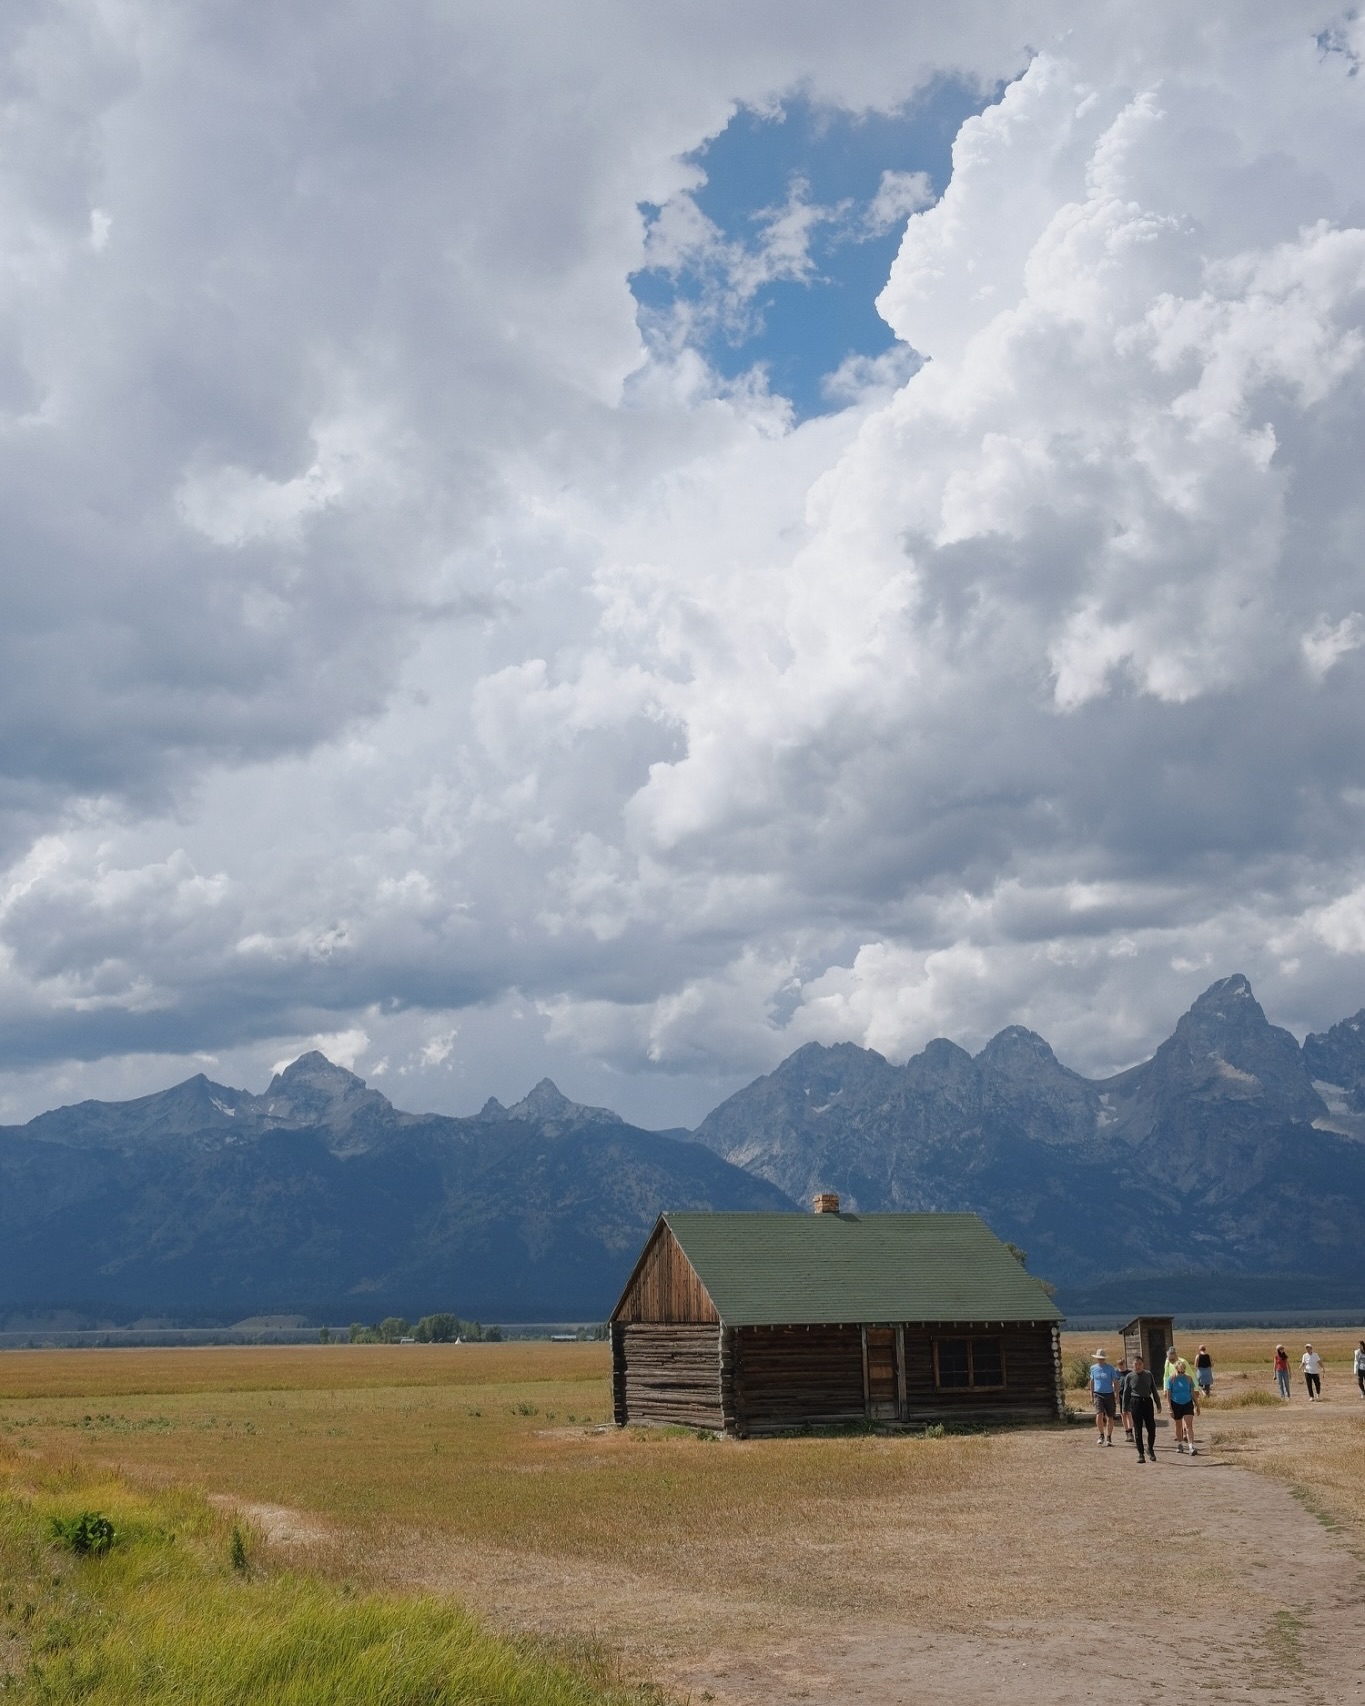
[610,1197,1064,1435]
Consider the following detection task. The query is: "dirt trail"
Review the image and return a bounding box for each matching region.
[659,1439,1365,1706]
[378,1427,1365,1706]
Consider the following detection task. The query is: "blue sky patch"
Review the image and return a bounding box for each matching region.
[633,79,997,419]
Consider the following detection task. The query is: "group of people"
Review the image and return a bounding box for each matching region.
[1089,1343,1212,1462]
[1272,1339,1365,1400]
[1090,1339,1365,1459]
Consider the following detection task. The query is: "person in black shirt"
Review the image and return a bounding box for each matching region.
[1121,1356,1162,1462]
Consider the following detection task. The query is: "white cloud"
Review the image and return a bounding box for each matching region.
[417,1028,459,1069]
[1302,613,1365,680]
[865,168,934,235]
[273,1027,368,1076]
[2,5,1365,1126]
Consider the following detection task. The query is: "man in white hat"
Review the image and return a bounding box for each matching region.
[1089,1346,1119,1446]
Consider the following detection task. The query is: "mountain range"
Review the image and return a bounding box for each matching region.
[695,974,1365,1312]
[0,1055,790,1324]
[2,973,1364,1324]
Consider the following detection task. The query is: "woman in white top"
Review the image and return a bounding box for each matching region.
[1301,1343,1323,1400]
[1354,1340,1365,1400]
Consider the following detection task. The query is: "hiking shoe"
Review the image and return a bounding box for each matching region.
[1188,1446,1197,1456]
[1107,1436,1113,1446]
[1137,1452,1146,1462]
[1096,1435,1105,1444]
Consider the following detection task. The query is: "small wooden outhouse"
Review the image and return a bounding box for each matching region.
[610,1202,1064,1435]
[1122,1315,1174,1375]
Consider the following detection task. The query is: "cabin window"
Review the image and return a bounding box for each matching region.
[933,1336,1005,1390]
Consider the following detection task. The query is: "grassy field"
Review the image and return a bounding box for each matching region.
[1,1330,1363,1703]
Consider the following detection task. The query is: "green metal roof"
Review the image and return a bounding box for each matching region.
[661,1211,1062,1328]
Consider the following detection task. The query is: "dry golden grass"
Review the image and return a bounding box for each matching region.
[0,1346,1016,1616]
[0,1341,591,1400]
[2,1328,1362,1702]
[0,1336,1287,1638]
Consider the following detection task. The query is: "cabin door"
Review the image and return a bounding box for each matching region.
[863,1327,900,1420]
[1146,1326,1168,1376]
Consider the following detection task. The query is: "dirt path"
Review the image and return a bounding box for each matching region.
[658,1436,1365,1706]
[367,1427,1364,1706]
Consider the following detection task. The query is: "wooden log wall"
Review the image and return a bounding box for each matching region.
[732,1324,866,1434]
[619,1323,724,1428]
[615,1316,1066,1434]
[614,1226,719,1325]
[900,1322,1059,1424]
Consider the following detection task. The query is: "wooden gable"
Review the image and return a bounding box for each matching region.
[611,1219,719,1325]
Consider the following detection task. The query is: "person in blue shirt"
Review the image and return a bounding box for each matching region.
[1168,1357,1198,1455]
[1090,1347,1119,1446]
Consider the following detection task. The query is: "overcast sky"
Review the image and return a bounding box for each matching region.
[2,2,1364,1128]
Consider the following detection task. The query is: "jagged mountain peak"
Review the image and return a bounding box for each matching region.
[504,1078,623,1127]
[976,1025,1064,1072]
[1185,973,1261,1023]
[1168,974,1296,1065]
[788,1039,887,1064]
[1113,973,1324,1137]
[902,1036,976,1088]
[265,1051,368,1095]
[257,1053,396,1147]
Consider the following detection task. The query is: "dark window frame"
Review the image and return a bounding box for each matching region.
[931,1334,1007,1391]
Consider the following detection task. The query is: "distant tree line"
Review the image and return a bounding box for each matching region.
[336,1314,503,1345]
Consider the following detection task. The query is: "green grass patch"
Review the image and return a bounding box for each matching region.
[1288,1483,1344,1534]
[0,1458,641,1706]
[1264,1607,1306,1670]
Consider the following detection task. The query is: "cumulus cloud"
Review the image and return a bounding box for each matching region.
[2,3,1365,1126]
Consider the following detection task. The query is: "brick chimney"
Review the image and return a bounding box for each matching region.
[812,1192,841,1215]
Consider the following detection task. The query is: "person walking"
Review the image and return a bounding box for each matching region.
[1355,1340,1365,1400]
[1195,1344,1214,1398]
[1116,1355,1134,1441]
[1122,1355,1162,1462]
[1273,1344,1291,1400]
[1163,1344,1180,1402]
[1090,1347,1119,1445]
[1301,1342,1323,1400]
[1168,1358,1198,1454]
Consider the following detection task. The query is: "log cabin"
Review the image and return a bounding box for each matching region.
[610,1196,1064,1434]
